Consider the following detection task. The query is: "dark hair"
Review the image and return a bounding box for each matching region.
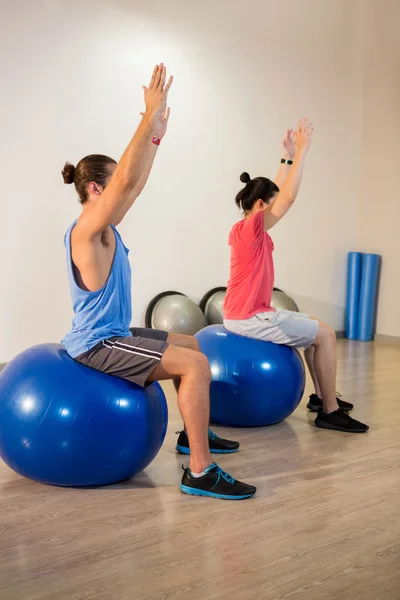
[235,172,279,212]
[62,154,117,203]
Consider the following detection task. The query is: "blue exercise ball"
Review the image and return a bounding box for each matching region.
[195,325,305,427]
[0,344,168,487]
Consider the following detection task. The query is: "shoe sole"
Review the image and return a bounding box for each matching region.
[314,419,369,433]
[180,484,255,500]
[307,403,354,413]
[176,445,239,455]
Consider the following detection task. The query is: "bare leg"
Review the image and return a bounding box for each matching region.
[312,323,339,413]
[166,333,201,394]
[147,345,212,473]
[304,345,322,398]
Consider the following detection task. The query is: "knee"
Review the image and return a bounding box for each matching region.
[190,352,212,382]
[326,326,336,343]
[190,336,200,352]
[315,323,336,347]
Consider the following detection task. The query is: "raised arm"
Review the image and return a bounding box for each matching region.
[274,129,296,189]
[121,80,173,214]
[79,64,173,235]
[264,118,313,231]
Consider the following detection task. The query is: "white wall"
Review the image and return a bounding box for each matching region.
[0,0,364,362]
[357,0,400,337]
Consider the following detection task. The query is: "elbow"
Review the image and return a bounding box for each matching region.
[116,171,138,194]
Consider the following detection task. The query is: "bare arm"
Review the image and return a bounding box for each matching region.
[127,143,158,201]
[113,112,168,225]
[264,118,313,231]
[78,64,173,235]
[118,94,172,222]
[274,129,295,189]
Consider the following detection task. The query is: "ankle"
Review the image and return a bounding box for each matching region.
[323,402,339,414]
[190,455,213,473]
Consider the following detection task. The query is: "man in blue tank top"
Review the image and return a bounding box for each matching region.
[61,64,255,500]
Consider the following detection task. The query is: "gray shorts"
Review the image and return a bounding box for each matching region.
[224,309,319,350]
[75,327,169,388]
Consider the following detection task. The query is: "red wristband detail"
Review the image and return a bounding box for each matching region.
[152,137,161,146]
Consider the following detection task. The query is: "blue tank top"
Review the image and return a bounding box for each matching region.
[62,221,132,358]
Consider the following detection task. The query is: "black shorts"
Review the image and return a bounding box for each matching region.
[75,327,169,388]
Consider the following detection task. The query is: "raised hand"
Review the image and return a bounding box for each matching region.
[294,118,314,153]
[282,129,296,160]
[142,63,173,120]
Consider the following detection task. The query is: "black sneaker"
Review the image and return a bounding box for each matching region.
[314,408,369,433]
[180,462,256,500]
[176,429,240,455]
[307,393,354,412]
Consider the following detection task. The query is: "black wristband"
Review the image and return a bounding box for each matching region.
[281,158,293,165]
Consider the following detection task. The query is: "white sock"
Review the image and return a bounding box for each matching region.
[190,470,206,478]
[190,463,213,478]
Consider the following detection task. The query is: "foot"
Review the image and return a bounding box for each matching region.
[314,408,369,433]
[180,462,256,500]
[307,393,354,413]
[176,429,240,455]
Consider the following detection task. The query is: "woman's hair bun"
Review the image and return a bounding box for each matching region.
[62,162,76,185]
[240,172,251,184]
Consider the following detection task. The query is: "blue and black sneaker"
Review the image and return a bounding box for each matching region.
[176,429,239,455]
[180,463,256,500]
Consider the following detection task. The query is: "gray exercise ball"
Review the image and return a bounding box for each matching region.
[203,290,226,325]
[151,294,207,335]
[271,290,299,312]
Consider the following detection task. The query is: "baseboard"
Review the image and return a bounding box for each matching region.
[374,333,400,345]
[0,363,5,372]
[336,331,345,339]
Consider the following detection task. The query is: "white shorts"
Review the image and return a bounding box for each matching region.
[224,309,319,350]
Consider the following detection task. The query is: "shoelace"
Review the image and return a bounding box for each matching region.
[212,464,235,485]
[183,462,235,485]
[208,429,221,441]
[336,408,352,420]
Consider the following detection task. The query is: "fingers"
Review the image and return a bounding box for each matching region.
[297,118,312,135]
[149,65,159,90]
[160,107,171,121]
[164,75,173,94]
[158,65,166,90]
[148,64,173,91]
[154,63,163,89]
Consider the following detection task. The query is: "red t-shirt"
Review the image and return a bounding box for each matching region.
[224,210,275,320]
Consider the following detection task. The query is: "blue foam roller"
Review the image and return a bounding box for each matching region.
[357,254,380,342]
[345,252,363,339]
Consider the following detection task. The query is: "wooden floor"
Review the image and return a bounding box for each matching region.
[1,340,399,600]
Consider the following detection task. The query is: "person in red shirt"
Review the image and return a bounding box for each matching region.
[224,119,368,433]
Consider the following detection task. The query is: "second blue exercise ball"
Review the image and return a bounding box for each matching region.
[195,325,305,427]
[0,344,168,487]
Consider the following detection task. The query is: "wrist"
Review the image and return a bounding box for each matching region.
[294,147,308,159]
[282,153,294,161]
[281,158,293,165]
